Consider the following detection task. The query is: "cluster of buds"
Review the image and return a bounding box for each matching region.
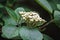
[19,11,46,27]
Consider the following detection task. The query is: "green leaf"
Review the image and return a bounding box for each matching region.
[15,7,25,13]
[3,16,17,25]
[43,34,54,40]
[35,0,53,13]
[2,33,21,39]
[19,27,43,40]
[2,25,19,39]
[54,10,60,28]
[5,7,20,22]
[0,4,4,8]
[1,34,6,38]
[15,7,25,24]
[35,20,46,27]
[47,0,57,10]
[57,4,60,10]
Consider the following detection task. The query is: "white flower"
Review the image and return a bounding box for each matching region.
[19,11,46,27]
[19,11,46,21]
[30,19,34,21]
[23,17,26,20]
[28,16,32,19]
[19,11,24,15]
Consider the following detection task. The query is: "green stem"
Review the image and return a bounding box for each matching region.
[40,19,54,29]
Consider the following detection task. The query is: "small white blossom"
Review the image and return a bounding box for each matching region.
[30,19,34,21]
[28,16,33,19]
[19,11,46,27]
[23,17,26,20]
[19,11,24,15]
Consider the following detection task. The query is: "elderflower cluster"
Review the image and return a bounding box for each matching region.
[19,11,46,27]
[19,11,45,21]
